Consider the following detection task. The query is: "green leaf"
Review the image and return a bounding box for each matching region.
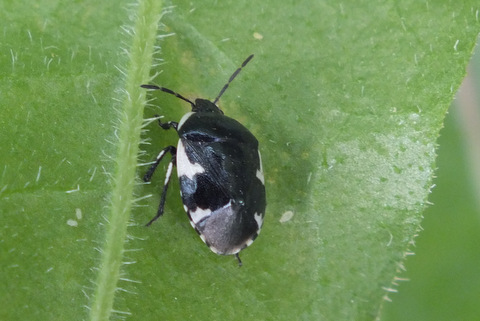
[1,0,478,320]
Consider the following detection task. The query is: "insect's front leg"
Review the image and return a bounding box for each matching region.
[144,145,177,226]
[153,114,178,130]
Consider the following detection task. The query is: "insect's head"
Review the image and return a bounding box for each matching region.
[193,99,224,114]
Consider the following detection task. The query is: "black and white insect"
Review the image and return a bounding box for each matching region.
[141,54,265,265]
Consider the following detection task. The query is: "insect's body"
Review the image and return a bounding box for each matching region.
[142,55,265,264]
[177,105,265,255]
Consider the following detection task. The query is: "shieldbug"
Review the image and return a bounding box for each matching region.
[142,54,265,265]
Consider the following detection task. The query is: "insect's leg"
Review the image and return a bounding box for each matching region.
[144,146,177,226]
[153,114,178,131]
[235,253,243,267]
[144,145,176,182]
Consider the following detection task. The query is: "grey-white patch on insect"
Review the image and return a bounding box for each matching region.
[177,112,195,131]
[189,206,212,224]
[176,140,205,180]
[195,200,252,255]
[256,150,265,185]
[183,204,188,212]
[279,210,294,223]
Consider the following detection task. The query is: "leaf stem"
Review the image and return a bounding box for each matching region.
[89,1,163,320]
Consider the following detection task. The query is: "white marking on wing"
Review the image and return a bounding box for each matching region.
[254,212,264,230]
[189,207,212,224]
[256,150,265,185]
[177,112,194,130]
[176,140,205,180]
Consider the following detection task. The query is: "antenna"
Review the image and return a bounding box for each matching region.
[140,84,195,108]
[213,54,254,105]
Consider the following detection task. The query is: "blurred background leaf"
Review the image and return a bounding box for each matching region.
[382,43,480,321]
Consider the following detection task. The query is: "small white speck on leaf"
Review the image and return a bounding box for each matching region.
[253,32,263,40]
[454,39,459,51]
[66,185,80,193]
[280,210,294,223]
[36,166,42,182]
[75,208,82,220]
[67,219,78,227]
